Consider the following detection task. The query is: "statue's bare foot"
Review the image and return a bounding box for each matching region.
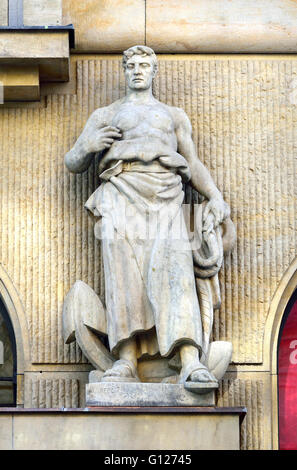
[189,367,217,383]
[179,361,218,394]
[101,359,140,383]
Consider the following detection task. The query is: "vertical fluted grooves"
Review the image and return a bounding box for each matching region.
[29,378,79,408]
[0,57,296,366]
[217,378,264,450]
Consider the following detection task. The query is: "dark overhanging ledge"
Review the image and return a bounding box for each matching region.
[0,24,75,49]
[0,406,247,423]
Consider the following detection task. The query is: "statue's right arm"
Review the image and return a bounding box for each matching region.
[65,109,121,174]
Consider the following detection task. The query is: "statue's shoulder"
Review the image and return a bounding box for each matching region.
[161,103,191,128]
[89,98,124,124]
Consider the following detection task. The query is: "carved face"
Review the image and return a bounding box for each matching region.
[124,54,156,91]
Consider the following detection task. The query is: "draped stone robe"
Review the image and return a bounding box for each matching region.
[85,150,222,362]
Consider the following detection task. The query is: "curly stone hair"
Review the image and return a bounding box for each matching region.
[122,45,158,74]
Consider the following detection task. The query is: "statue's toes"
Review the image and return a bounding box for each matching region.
[190,369,216,383]
[104,369,120,377]
[101,360,140,383]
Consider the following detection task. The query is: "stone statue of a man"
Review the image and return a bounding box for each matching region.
[64,46,234,392]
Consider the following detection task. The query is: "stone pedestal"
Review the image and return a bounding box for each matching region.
[86,382,216,407]
[0,407,246,450]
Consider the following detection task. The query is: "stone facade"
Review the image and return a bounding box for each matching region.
[0,0,62,26]
[0,409,242,450]
[0,0,296,450]
[62,0,297,53]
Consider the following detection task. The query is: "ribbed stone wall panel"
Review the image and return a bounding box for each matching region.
[0,56,296,364]
[27,378,80,408]
[217,377,265,450]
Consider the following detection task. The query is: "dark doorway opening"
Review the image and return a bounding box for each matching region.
[0,297,17,407]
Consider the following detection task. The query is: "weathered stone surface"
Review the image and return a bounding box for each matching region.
[0,416,12,450]
[0,0,62,27]
[86,382,215,407]
[23,371,90,408]
[206,341,233,380]
[23,0,62,26]
[0,55,296,369]
[89,369,104,383]
[146,0,297,53]
[64,46,234,394]
[62,280,113,372]
[218,372,272,450]
[0,66,40,102]
[0,0,7,26]
[0,54,296,449]
[63,0,145,52]
[0,31,70,81]
[61,0,297,53]
[4,411,240,450]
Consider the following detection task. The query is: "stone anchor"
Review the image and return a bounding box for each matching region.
[62,45,236,406]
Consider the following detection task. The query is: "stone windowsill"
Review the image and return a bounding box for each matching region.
[0,25,74,101]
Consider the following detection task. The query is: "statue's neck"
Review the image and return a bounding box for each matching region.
[124,87,154,104]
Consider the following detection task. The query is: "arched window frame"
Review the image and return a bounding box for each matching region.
[264,259,297,449]
[0,296,17,406]
[277,289,297,449]
[277,290,297,360]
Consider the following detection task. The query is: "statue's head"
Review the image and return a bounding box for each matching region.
[122,45,158,91]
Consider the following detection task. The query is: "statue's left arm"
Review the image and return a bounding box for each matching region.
[174,108,230,230]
